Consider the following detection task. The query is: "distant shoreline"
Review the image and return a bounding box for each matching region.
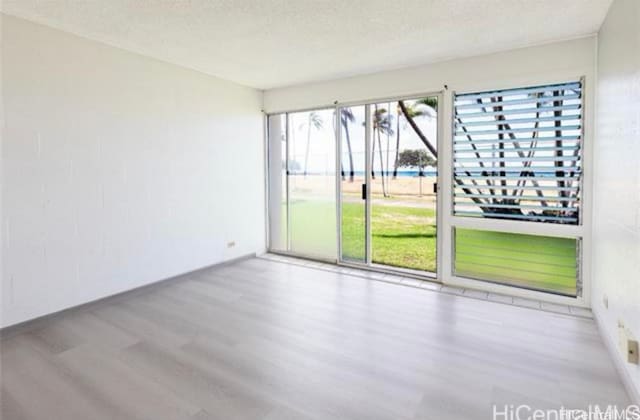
[292,170,437,177]
[290,170,573,177]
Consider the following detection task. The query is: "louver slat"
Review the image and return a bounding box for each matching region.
[455,145,580,154]
[454,156,580,163]
[453,136,580,145]
[455,125,581,136]
[454,193,578,202]
[455,94,580,110]
[456,114,581,127]
[454,184,579,192]
[455,82,581,100]
[453,81,583,225]
[458,104,581,119]
[454,167,581,172]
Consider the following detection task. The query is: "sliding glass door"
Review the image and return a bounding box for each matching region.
[267,108,337,260]
[267,114,288,252]
[339,105,368,263]
[337,96,439,275]
[288,109,337,258]
[368,98,438,273]
[268,96,439,274]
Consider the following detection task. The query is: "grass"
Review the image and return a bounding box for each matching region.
[288,198,577,296]
[342,201,437,272]
[454,228,577,296]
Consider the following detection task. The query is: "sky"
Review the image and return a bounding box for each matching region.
[285,97,438,174]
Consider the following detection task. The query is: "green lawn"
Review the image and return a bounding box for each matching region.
[454,228,577,296]
[289,199,577,296]
[341,201,437,272]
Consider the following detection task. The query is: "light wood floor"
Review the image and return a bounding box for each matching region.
[0,257,630,420]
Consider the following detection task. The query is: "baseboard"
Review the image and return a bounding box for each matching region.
[0,252,256,340]
[593,307,640,404]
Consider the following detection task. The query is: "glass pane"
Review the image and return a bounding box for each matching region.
[454,228,579,296]
[340,105,366,262]
[369,98,438,272]
[288,109,337,259]
[267,114,287,252]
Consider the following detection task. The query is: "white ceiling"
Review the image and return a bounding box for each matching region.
[1,0,612,90]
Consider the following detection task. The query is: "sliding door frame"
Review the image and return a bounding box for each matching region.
[264,105,340,263]
[335,91,444,280]
[335,103,373,266]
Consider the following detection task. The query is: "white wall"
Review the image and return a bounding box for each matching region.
[592,0,640,403]
[263,37,596,113]
[1,14,265,328]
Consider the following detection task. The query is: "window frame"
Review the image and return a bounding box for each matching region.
[264,106,340,263]
[451,81,584,226]
[440,75,592,306]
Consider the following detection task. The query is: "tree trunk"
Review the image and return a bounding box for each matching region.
[378,128,387,197]
[456,117,496,197]
[512,94,541,197]
[385,116,391,192]
[398,100,437,158]
[478,98,549,208]
[303,114,311,177]
[393,106,400,178]
[342,119,355,182]
[493,98,507,199]
[553,90,566,208]
[371,128,376,180]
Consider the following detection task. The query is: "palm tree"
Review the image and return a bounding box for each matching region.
[393,101,433,178]
[373,105,394,197]
[398,98,438,158]
[416,97,438,113]
[301,111,323,177]
[340,108,356,182]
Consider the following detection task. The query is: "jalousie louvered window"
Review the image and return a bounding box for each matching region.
[453,81,583,224]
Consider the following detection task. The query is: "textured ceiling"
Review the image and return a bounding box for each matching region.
[1,0,612,89]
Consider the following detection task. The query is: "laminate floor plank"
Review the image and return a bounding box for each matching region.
[55,344,202,420]
[118,340,277,420]
[1,336,131,420]
[0,257,630,420]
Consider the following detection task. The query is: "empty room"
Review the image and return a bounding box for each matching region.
[1,1,639,419]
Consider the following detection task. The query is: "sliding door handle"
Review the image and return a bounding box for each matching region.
[433,182,438,194]
[361,183,367,200]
